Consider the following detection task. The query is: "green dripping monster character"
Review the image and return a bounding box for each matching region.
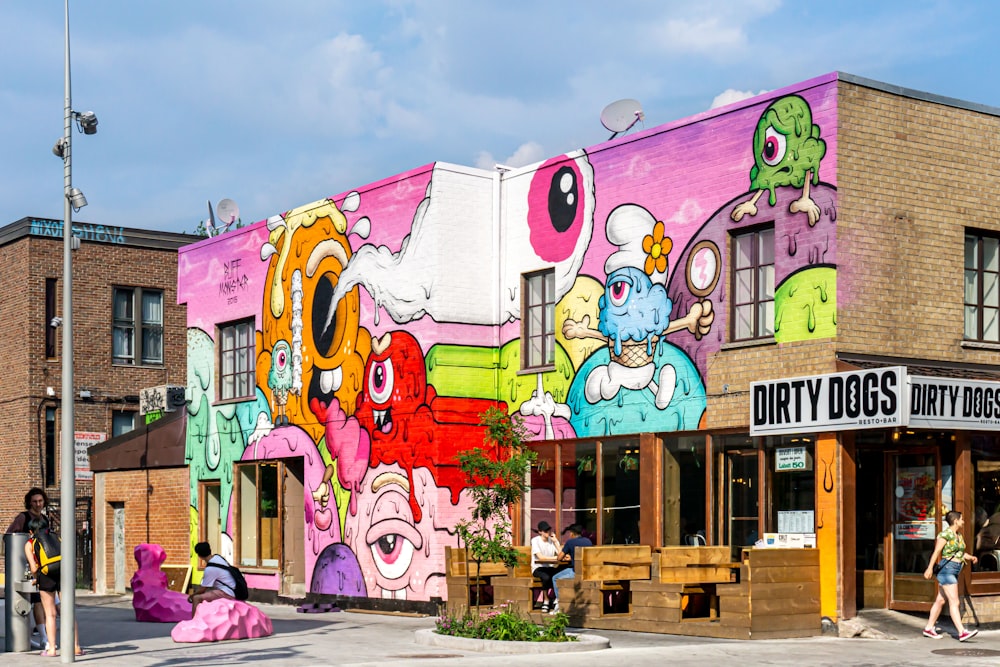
[730,94,827,226]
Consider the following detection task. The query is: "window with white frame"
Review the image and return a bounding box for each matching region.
[731,226,775,341]
[113,287,163,365]
[219,319,255,401]
[522,269,556,370]
[965,231,1000,342]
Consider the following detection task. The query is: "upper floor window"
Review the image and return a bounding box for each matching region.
[522,269,556,370]
[731,227,774,341]
[219,319,255,401]
[45,278,58,359]
[965,231,1000,342]
[113,287,163,365]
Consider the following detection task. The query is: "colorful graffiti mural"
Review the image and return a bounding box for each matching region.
[177,75,839,602]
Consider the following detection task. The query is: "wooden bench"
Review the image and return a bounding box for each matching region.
[714,547,821,639]
[629,546,734,628]
[629,547,820,639]
[443,545,511,613]
[489,546,550,615]
[559,545,653,628]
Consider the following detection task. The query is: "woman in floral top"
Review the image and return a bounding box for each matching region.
[922,510,978,641]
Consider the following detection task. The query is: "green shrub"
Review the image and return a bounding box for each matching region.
[435,603,576,642]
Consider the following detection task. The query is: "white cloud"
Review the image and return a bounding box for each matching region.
[474,142,545,171]
[710,88,768,110]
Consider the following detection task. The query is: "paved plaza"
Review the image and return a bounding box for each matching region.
[0,593,996,666]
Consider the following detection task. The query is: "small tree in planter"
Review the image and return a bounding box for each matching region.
[455,406,536,616]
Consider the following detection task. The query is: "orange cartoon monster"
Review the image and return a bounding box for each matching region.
[257,198,372,446]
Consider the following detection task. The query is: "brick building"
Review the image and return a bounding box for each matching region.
[176,72,1000,622]
[0,216,196,589]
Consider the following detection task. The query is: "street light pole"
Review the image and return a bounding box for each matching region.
[60,0,77,661]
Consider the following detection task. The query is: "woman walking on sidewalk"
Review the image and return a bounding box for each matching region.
[922,510,978,641]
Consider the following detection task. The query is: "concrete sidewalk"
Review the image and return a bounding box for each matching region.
[0,593,996,666]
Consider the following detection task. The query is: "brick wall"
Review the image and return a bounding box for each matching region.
[99,467,190,590]
[0,230,188,575]
[837,83,1000,365]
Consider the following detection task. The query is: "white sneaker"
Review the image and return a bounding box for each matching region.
[549,601,560,614]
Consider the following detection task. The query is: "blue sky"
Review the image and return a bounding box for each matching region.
[2,1,999,234]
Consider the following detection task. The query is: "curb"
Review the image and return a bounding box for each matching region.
[414,628,611,654]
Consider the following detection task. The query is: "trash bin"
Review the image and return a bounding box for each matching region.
[4,532,33,652]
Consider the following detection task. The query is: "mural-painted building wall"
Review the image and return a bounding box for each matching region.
[177,73,839,602]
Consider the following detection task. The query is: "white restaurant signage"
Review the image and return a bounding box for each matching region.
[909,376,1000,428]
[751,367,904,436]
[751,367,1000,435]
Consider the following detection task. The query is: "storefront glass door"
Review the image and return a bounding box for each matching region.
[889,449,940,607]
[722,447,760,560]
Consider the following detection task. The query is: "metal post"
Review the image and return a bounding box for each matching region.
[60,0,77,661]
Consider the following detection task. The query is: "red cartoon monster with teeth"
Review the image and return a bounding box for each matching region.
[345,330,503,600]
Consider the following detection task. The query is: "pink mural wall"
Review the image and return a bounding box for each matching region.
[178,74,840,603]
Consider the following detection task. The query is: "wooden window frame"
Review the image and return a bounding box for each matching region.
[521,269,557,371]
[730,226,775,341]
[964,230,1000,343]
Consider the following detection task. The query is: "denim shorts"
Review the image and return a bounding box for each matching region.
[936,559,962,586]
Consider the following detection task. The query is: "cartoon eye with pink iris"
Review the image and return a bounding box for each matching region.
[608,277,632,308]
[368,358,395,404]
[366,517,422,580]
[761,125,787,166]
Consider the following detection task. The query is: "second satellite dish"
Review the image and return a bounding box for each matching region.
[601,98,645,140]
[216,198,240,225]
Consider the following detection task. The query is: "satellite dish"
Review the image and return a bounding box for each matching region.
[216,198,240,225]
[601,98,644,140]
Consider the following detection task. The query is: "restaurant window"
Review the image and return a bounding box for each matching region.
[236,461,281,568]
[529,438,643,545]
[219,319,255,401]
[965,231,1000,342]
[561,441,598,541]
[764,435,816,536]
[113,287,164,365]
[731,226,774,341]
[663,435,706,546]
[972,434,1000,572]
[528,442,557,537]
[521,269,556,370]
[600,437,640,545]
[45,278,58,359]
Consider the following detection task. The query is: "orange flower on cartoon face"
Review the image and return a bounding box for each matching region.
[641,220,671,277]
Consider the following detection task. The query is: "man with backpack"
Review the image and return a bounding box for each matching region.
[188,542,243,616]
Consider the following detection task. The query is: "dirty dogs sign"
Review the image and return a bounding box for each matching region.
[751,367,905,436]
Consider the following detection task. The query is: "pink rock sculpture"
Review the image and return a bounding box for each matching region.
[171,598,274,643]
[131,543,192,623]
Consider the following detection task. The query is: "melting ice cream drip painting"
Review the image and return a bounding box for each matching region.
[730,94,827,227]
[563,204,714,408]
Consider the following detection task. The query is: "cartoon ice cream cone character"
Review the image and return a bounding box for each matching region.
[563,204,714,408]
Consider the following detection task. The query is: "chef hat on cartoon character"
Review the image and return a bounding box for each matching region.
[603,203,670,284]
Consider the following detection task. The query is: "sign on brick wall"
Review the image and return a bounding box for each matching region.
[75,431,105,480]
